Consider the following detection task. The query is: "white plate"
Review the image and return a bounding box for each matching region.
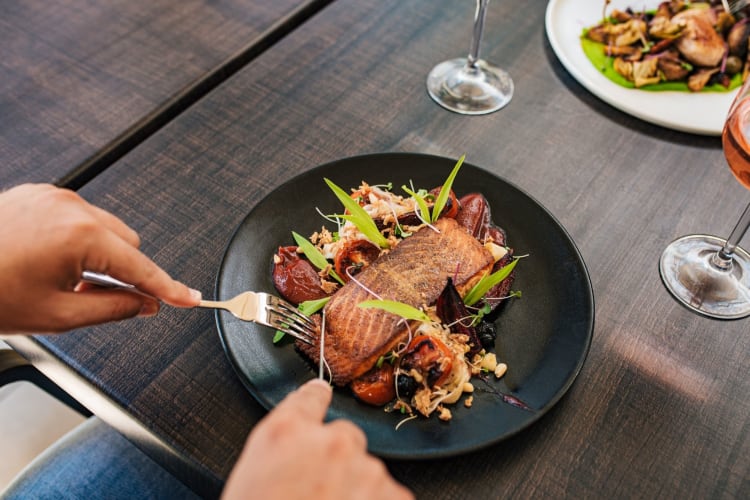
[545,0,735,135]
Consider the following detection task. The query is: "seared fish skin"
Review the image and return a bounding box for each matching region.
[298,217,494,386]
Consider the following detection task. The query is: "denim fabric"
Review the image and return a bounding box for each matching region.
[1,417,201,500]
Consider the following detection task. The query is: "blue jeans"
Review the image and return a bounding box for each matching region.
[2,417,201,499]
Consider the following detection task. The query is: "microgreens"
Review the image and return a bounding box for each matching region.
[376,351,398,368]
[324,178,390,249]
[357,299,431,322]
[401,185,431,223]
[470,303,493,327]
[463,258,520,306]
[431,155,464,222]
[292,231,344,285]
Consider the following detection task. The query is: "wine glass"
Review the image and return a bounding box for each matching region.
[426,0,513,115]
[659,78,750,319]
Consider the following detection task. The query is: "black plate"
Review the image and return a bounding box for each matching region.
[216,153,594,459]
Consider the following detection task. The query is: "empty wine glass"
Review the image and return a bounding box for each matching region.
[659,77,750,319]
[426,0,513,115]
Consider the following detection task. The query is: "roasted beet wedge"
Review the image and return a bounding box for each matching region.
[272,246,331,304]
[436,278,482,356]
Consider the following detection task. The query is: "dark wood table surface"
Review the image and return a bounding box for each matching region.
[5,0,750,498]
[0,0,330,188]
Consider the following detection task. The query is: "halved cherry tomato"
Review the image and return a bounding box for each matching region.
[334,239,380,281]
[429,187,459,219]
[350,363,395,406]
[400,335,454,388]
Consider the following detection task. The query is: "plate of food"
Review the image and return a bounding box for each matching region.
[216,153,594,459]
[545,0,740,135]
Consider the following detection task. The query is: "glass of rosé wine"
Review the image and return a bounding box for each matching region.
[659,78,750,319]
[426,0,513,115]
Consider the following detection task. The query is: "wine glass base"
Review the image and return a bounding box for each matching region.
[659,234,750,319]
[426,58,513,115]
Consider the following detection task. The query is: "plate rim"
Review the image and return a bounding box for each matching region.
[214,152,595,459]
[544,0,735,136]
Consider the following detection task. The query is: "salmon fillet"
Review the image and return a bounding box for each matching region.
[298,217,494,386]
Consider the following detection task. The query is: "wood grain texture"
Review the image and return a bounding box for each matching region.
[14,0,750,498]
[0,0,320,188]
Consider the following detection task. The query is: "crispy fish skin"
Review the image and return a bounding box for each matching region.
[298,217,494,386]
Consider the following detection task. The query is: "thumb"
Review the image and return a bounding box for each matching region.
[274,379,333,422]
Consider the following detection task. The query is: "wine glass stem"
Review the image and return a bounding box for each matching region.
[713,201,750,270]
[467,0,490,69]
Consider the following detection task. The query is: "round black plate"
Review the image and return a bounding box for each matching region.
[216,153,594,459]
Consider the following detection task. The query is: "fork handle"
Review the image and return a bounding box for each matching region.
[81,271,155,299]
[197,300,227,310]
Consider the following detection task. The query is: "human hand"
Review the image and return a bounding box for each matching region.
[0,184,201,333]
[222,379,414,500]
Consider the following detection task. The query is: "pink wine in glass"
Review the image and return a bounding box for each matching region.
[659,80,750,319]
[723,98,750,190]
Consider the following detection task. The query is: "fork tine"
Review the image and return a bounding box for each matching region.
[266,312,316,344]
[263,294,317,344]
[266,296,316,323]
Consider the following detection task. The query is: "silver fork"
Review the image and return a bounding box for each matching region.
[197,292,316,344]
[81,271,316,344]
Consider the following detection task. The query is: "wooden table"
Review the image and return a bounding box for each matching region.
[0,0,330,188]
[5,0,749,498]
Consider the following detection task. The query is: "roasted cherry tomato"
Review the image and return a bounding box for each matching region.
[429,187,460,219]
[272,246,330,304]
[400,335,454,388]
[350,363,395,406]
[334,239,380,281]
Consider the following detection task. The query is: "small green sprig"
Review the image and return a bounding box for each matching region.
[292,231,344,285]
[324,178,390,249]
[273,297,330,343]
[401,185,431,223]
[463,258,519,306]
[375,351,398,368]
[357,299,431,322]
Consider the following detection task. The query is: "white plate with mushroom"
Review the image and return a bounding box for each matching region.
[545,0,737,136]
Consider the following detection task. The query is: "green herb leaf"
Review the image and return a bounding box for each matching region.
[298,297,330,316]
[357,299,431,322]
[463,258,519,306]
[431,155,464,222]
[401,185,431,223]
[273,297,328,343]
[292,231,344,285]
[324,178,390,248]
[470,303,493,326]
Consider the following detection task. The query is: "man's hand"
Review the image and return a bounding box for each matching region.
[222,379,413,500]
[0,184,200,333]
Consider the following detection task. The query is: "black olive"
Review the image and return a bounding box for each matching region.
[477,321,496,349]
[396,374,418,398]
